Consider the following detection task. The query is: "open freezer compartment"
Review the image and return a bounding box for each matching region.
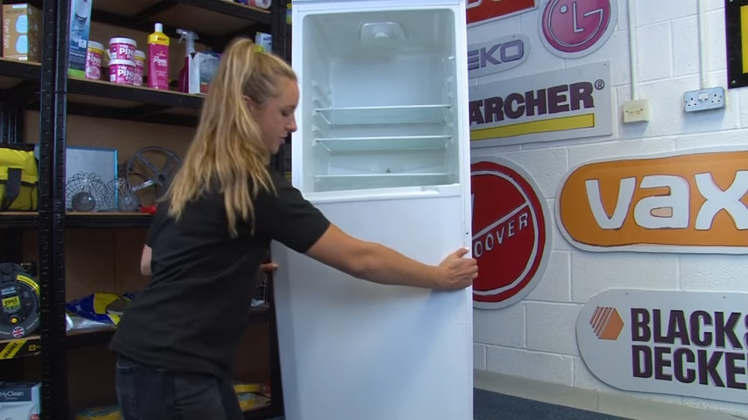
[297,8,460,194]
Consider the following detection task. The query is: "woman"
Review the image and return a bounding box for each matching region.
[110,38,477,420]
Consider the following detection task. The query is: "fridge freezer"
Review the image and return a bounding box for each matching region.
[272,2,473,419]
[294,8,461,194]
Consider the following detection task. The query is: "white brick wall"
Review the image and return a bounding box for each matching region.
[469,0,748,416]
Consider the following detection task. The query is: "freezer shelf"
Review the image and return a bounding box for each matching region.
[315,105,451,126]
[315,135,450,153]
[314,173,451,191]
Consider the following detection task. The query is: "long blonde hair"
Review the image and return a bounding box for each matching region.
[165,38,297,236]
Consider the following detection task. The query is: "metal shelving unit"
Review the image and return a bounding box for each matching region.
[0,1,290,418]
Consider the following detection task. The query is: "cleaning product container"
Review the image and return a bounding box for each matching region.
[147,23,170,90]
[85,40,104,80]
[109,59,135,85]
[109,37,137,60]
[133,50,145,86]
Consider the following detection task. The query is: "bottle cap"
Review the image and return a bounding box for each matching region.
[155,23,163,32]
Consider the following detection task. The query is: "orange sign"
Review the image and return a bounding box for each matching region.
[556,148,748,253]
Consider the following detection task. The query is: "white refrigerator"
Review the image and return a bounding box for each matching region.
[271,1,473,419]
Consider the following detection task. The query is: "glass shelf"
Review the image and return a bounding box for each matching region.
[314,173,452,191]
[315,105,451,126]
[315,135,451,153]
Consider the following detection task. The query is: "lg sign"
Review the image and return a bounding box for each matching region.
[539,0,618,58]
[470,157,550,309]
[468,34,530,79]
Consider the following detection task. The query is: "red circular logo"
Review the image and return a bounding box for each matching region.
[471,158,550,309]
[540,0,617,58]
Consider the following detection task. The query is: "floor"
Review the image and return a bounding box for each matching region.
[473,389,630,420]
[270,389,632,419]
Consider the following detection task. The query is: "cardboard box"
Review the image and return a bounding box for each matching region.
[2,4,40,62]
[67,0,92,78]
[0,381,41,420]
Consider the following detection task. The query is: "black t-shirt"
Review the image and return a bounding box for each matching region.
[109,169,330,377]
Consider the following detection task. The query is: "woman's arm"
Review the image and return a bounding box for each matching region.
[305,224,476,290]
[140,245,152,276]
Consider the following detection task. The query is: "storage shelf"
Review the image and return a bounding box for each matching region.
[0,59,201,126]
[66,79,202,127]
[69,78,203,109]
[92,0,272,44]
[315,135,450,153]
[0,307,270,360]
[65,212,154,229]
[0,212,38,229]
[315,105,451,126]
[315,173,452,191]
[0,58,40,89]
[0,213,157,229]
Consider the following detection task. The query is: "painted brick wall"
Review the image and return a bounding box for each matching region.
[469,0,748,415]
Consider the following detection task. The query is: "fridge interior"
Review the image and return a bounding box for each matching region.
[299,8,460,194]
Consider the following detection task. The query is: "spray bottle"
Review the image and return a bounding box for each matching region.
[177,29,198,93]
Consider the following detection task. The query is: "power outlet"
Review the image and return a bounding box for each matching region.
[684,87,726,112]
[622,99,650,123]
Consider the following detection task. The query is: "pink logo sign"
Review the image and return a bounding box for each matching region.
[539,0,618,58]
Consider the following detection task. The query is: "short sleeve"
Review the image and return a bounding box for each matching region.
[255,170,331,253]
[145,203,166,247]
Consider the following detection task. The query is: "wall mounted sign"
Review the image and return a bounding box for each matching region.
[578,288,748,404]
[469,61,612,147]
[539,0,618,59]
[471,157,551,309]
[556,147,748,254]
[468,34,530,79]
[467,0,537,27]
[725,0,748,88]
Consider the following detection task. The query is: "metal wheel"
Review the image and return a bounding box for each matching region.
[123,146,181,200]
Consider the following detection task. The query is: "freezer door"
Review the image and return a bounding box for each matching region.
[271,194,473,420]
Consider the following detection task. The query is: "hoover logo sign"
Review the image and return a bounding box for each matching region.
[468,34,530,79]
[557,147,748,254]
[469,61,612,148]
[578,289,748,404]
[471,157,551,309]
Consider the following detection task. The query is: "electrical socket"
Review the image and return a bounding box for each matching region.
[684,87,726,112]
[622,99,650,123]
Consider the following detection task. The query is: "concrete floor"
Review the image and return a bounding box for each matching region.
[269,389,632,419]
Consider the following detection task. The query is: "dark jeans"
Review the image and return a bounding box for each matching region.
[115,355,243,420]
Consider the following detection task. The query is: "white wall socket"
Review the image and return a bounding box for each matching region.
[622,99,650,123]
[684,87,726,112]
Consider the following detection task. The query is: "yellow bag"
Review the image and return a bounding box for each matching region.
[0,143,38,211]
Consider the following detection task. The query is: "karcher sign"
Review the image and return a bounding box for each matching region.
[577,289,748,404]
[469,61,612,148]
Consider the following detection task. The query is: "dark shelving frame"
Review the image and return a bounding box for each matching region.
[0,1,290,419]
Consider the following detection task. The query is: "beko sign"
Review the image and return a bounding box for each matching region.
[468,34,530,79]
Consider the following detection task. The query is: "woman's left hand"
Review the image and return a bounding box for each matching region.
[260,262,278,272]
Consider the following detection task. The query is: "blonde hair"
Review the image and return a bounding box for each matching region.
[165,38,297,236]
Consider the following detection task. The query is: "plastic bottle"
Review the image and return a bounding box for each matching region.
[147,23,170,89]
[176,29,198,93]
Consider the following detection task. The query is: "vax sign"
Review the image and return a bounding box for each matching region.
[468,34,530,79]
[469,61,612,148]
[577,289,748,404]
[557,147,748,254]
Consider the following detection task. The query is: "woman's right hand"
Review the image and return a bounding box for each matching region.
[436,247,478,290]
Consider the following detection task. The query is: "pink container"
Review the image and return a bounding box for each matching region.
[109,37,137,61]
[85,40,104,80]
[133,50,145,86]
[109,59,135,85]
